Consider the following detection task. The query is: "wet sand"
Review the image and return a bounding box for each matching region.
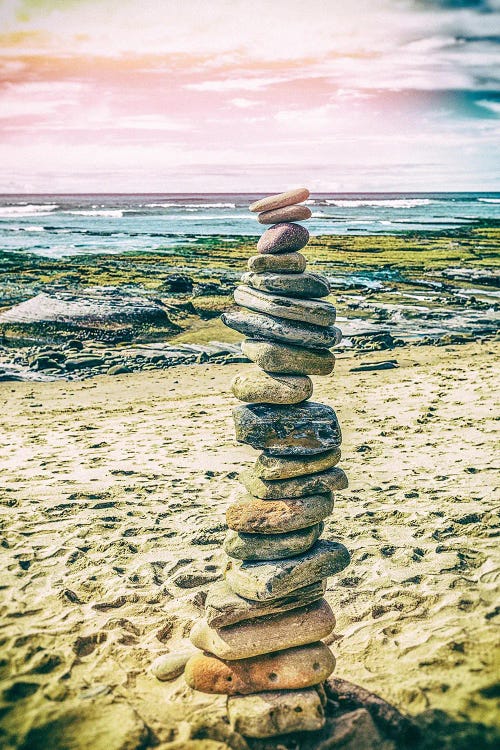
[0,341,499,749]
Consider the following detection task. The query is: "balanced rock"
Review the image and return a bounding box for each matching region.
[226,493,334,534]
[234,286,336,327]
[225,540,350,601]
[258,204,312,225]
[227,688,325,737]
[184,641,335,695]
[250,188,310,213]
[205,579,327,628]
[239,466,348,499]
[241,271,329,299]
[231,368,312,405]
[224,523,323,561]
[254,448,341,480]
[257,223,309,255]
[248,252,306,274]
[189,599,335,660]
[242,339,335,376]
[233,402,342,456]
[221,309,342,350]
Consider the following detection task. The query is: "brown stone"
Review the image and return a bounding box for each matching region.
[227,688,325,737]
[249,188,310,213]
[253,448,341,480]
[247,252,307,274]
[239,466,348,499]
[257,223,310,255]
[184,641,335,694]
[224,523,323,561]
[226,493,334,534]
[230,367,312,405]
[241,339,335,376]
[257,204,312,224]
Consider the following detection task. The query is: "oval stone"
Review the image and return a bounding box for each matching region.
[241,271,330,299]
[249,188,310,213]
[150,650,195,681]
[254,449,341,480]
[227,688,325,737]
[234,286,336,327]
[242,339,334,376]
[221,309,341,350]
[224,523,323,561]
[231,367,313,405]
[258,204,312,224]
[225,539,350,602]
[184,642,335,694]
[257,223,310,255]
[248,252,307,274]
[205,579,327,629]
[190,600,335,660]
[239,466,348,499]
[233,401,342,456]
[226,493,334,534]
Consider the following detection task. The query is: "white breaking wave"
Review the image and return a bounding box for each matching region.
[478,198,500,204]
[323,199,434,208]
[145,202,236,209]
[62,209,124,217]
[0,203,59,217]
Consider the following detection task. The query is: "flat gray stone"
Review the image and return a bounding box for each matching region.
[254,448,342,480]
[205,579,327,628]
[230,367,312,404]
[226,493,334,534]
[225,539,350,601]
[239,466,348,499]
[241,271,330,298]
[250,188,310,213]
[247,252,306,274]
[233,401,342,456]
[221,309,341,349]
[227,688,325,737]
[190,599,335,660]
[224,523,323,561]
[242,339,335,375]
[258,204,312,224]
[257,223,310,255]
[234,286,336,327]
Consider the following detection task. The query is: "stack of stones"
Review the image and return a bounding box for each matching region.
[184,188,350,739]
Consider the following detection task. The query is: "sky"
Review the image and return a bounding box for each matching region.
[0,0,499,193]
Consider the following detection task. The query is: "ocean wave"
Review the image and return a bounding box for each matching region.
[145,202,236,209]
[61,209,124,217]
[322,199,434,208]
[478,198,500,204]
[0,203,59,217]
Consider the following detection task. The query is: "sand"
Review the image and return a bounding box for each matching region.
[0,341,499,749]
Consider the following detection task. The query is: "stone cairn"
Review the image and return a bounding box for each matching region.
[184,188,350,739]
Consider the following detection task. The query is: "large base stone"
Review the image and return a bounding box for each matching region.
[239,465,348,499]
[189,599,335,660]
[184,641,335,695]
[254,448,341,480]
[226,493,334,534]
[227,688,325,737]
[234,286,336,327]
[233,402,342,456]
[205,579,327,628]
[224,523,323,560]
[225,539,350,601]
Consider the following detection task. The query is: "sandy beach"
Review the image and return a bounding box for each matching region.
[1,340,498,749]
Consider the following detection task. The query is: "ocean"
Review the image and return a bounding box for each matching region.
[0,192,499,259]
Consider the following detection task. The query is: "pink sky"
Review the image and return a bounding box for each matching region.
[0,0,499,192]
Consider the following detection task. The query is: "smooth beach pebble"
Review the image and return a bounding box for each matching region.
[257,204,312,224]
[221,309,341,350]
[231,367,313,405]
[232,401,342,456]
[205,579,327,629]
[150,650,195,681]
[241,339,335,376]
[225,539,350,602]
[234,286,336,327]
[239,465,348,499]
[241,271,330,299]
[224,522,323,561]
[249,188,310,213]
[257,223,310,255]
[227,688,325,737]
[226,493,334,534]
[253,448,341,480]
[189,600,335,660]
[247,252,307,274]
[184,641,335,694]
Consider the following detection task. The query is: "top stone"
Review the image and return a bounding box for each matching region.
[250,188,310,213]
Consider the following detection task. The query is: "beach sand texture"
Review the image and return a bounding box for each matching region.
[0,341,499,749]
